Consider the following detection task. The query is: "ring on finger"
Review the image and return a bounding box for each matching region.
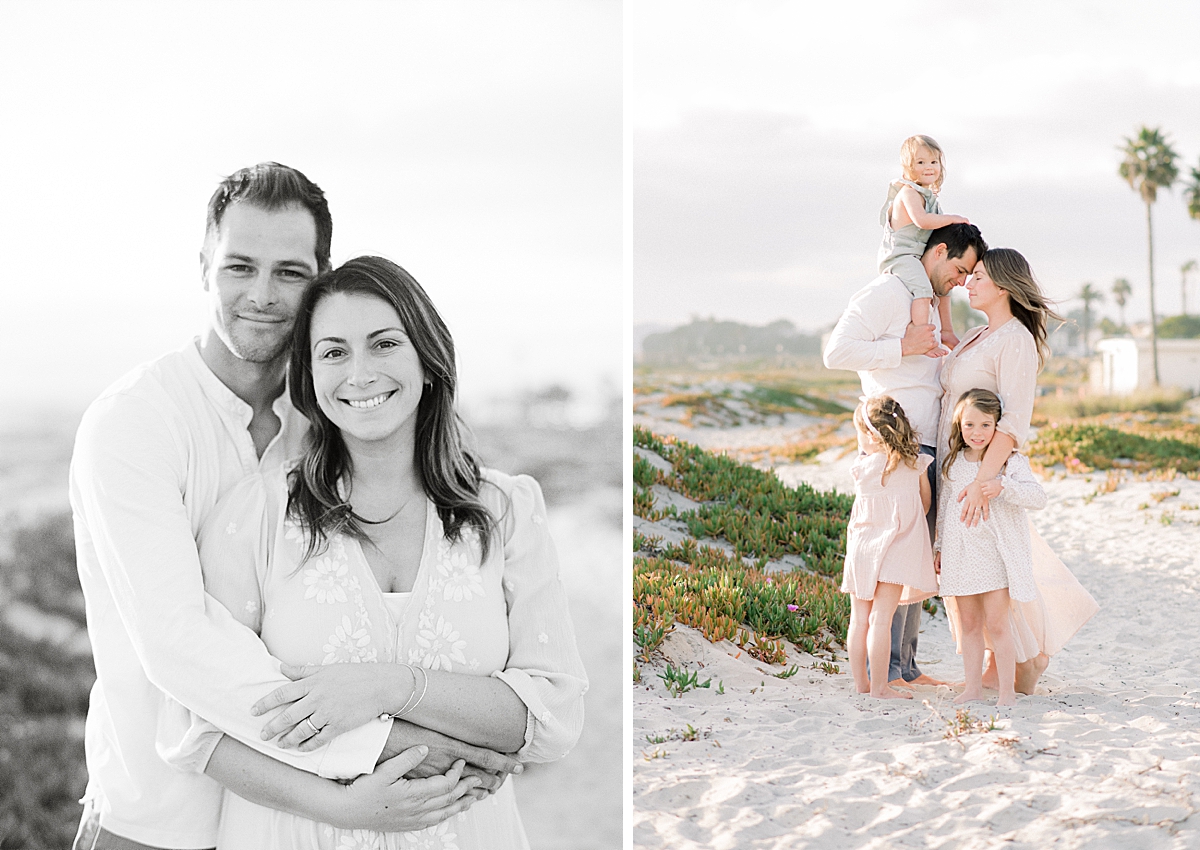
[302,716,323,737]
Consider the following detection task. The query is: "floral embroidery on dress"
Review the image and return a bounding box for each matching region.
[442,562,485,602]
[303,557,350,604]
[324,614,376,664]
[537,632,548,644]
[225,521,238,535]
[400,820,459,849]
[336,828,386,850]
[411,615,468,670]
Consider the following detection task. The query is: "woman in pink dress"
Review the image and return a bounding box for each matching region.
[936,248,1098,695]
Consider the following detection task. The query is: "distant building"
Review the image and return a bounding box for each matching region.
[1090,337,1200,395]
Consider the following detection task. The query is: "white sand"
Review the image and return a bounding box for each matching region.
[634,433,1200,848]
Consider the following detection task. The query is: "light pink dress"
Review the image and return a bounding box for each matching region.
[937,319,1099,661]
[841,451,938,604]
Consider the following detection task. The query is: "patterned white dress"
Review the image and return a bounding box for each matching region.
[189,466,587,850]
[937,453,1043,602]
[937,320,1099,660]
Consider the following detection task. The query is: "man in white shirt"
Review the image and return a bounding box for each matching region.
[823,223,987,688]
[70,163,514,850]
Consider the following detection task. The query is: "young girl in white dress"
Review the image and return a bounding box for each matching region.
[878,134,970,354]
[843,396,938,700]
[936,388,1044,707]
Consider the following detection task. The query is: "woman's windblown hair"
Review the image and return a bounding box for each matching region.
[287,255,497,563]
[979,248,1063,369]
[854,395,920,484]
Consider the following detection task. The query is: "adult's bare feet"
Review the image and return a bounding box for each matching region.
[1015,654,1050,695]
[908,673,948,686]
[889,678,913,689]
[871,686,913,700]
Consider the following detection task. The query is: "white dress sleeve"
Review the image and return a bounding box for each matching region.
[993,327,1038,449]
[996,455,1047,511]
[488,475,588,763]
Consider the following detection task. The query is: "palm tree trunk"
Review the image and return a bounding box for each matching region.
[1146,201,1160,385]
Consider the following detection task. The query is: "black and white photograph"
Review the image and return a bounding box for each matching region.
[0,3,622,849]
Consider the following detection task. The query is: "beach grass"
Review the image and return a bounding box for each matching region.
[633,427,852,667]
[1029,414,1200,476]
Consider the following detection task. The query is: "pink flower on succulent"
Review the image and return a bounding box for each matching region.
[787,604,799,612]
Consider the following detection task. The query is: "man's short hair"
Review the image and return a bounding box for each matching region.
[924,223,987,264]
[206,162,332,273]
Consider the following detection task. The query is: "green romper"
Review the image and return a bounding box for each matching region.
[877,178,940,300]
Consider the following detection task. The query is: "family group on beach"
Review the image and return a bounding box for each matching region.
[823,135,1099,707]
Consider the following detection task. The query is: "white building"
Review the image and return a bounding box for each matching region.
[1091,337,1200,395]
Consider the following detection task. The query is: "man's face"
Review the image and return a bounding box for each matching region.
[925,244,979,297]
[201,202,319,364]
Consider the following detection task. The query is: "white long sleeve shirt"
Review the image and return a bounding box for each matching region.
[69,340,390,849]
[822,274,943,446]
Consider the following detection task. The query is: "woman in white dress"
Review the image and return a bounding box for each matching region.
[184,256,587,849]
[936,248,1098,695]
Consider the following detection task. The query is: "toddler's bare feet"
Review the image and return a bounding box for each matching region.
[1015,654,1050,695]
[871,686,913,700]
[923,346,947,358]
[953,690,985,705]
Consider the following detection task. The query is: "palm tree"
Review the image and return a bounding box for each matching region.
[1119,126,1179,385]
[1076,282,1104,355]
[1182,260,1197,316]
[1112,277,1132,330]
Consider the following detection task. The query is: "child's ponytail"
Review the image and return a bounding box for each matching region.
[856,395,920,484]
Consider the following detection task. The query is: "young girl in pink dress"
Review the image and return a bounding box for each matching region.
[843,396,938,700]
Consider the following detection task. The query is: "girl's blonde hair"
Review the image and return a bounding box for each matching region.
[854,395,920,484]
[979,248,1063,370]
[942,389,1004,480]
[900,134,946,192]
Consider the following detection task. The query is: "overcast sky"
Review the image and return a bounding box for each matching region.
[632,0,1200,334]
[0,1,620,415]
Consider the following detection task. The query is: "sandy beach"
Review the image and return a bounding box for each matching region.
[633,417,1200,849]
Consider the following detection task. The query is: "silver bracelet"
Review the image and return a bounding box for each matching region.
[382,664,422,721]
[396,664,429,718]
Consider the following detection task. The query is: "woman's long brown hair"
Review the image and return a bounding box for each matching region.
[286,256,498,564]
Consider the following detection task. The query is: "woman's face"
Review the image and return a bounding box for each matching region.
[309,292,426,449]
[966,261,1009,316]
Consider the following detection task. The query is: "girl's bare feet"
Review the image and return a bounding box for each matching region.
[871,686,914,700]
[1015,654,1049,695]
[996,693,1017,707]
[953,690,985,705]
[981,654,1000,690]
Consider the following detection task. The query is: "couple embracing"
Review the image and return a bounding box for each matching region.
[70,163,586,849]
[824,222,1098,705]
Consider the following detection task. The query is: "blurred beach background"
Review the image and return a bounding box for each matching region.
[0,2,622,848]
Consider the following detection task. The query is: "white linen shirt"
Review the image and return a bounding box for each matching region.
[69,340,390,849]
[823,273,943,446]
